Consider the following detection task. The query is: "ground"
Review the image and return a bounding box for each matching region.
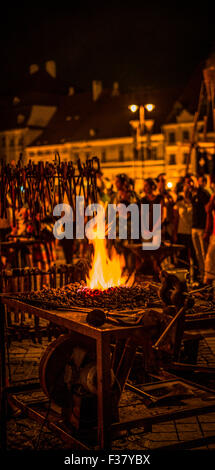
[5,325,215,451]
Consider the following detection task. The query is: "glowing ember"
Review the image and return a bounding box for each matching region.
[86,212,135,291]
[78,286,127,297]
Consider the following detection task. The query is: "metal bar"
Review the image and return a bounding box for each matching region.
[125,382,157,402]
[152,370,215,395]
[186,80,204,174]
[96,333,112,449]
[115,338,137,393]
[153,303,186,353]
[111,340,126,373]
[7,394,90,450]
[111,401,215,433]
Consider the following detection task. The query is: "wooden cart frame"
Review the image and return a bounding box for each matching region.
[2,296,215,450]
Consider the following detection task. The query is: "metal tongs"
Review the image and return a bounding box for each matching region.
[106,309,145,325]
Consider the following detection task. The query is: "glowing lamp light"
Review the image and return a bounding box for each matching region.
[145,103,155,112]
[129,104,138,113]
[167,181,173,189]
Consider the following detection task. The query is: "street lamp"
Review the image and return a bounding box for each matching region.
[145,104,155,112]
[129,104,139,113]
[128,103,155,178]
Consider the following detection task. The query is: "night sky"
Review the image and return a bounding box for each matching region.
[0,2,213,94]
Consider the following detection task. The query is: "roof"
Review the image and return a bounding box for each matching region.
[0,99,32,131]
[0,68,68,132]
[0,99,57,132]
[28,86,180,147]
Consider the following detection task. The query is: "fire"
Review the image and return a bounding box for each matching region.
[86,212,134,290]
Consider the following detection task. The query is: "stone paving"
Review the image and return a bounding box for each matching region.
[5,327,215,451]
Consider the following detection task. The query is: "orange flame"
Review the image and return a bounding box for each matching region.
[86,214,134,290]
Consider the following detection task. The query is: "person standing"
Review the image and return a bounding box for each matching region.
[140,178,163,279]
[191,175,210,282]
[156,173,176,241]
[174,182,194,264]
[204,194,215,283]
[203,176,215,284]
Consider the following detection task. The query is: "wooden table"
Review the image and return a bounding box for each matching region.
[0,295,145,450]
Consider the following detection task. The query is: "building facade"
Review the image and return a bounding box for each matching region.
[1,60,215,191]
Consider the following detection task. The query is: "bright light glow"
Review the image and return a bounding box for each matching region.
[129,104,138,113]
[86,210,134,290]
[145,104,155,112]
[167,181,173,189]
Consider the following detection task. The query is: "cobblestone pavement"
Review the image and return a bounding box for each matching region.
[5,325,215,451]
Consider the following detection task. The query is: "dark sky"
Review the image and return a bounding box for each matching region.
[0,2,213,94]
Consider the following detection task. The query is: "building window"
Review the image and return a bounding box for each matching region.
[183,153,188,164]
[182,130,189,142]
[89,128,96,137]
[1,136,6,147]
[140,146,144,161]
[145,147,152,160]
[169,154,176,165]
[119,147,124,162]
[10,138,15,147]
[18,137,24,147]
[101,150,106,162]
[151,147,157,160]
[169,132,176,144]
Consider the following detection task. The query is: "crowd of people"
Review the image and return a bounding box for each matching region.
[97,171,215,284]
[1,169,215,286]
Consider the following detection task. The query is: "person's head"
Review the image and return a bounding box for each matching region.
[184,173,194,189]
[104,178,113,194]
[183,182,192,199]
[197,175,207,188]
[115,173,129,191]
[96,170,103,180]
[175,177,185,194]
[156,173,166,192]
[128,177,134,191]
[143,178,157,195]
[107,184,114,195]
[210,175,215,192]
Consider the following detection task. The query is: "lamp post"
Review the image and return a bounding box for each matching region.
[128,103,155,181]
